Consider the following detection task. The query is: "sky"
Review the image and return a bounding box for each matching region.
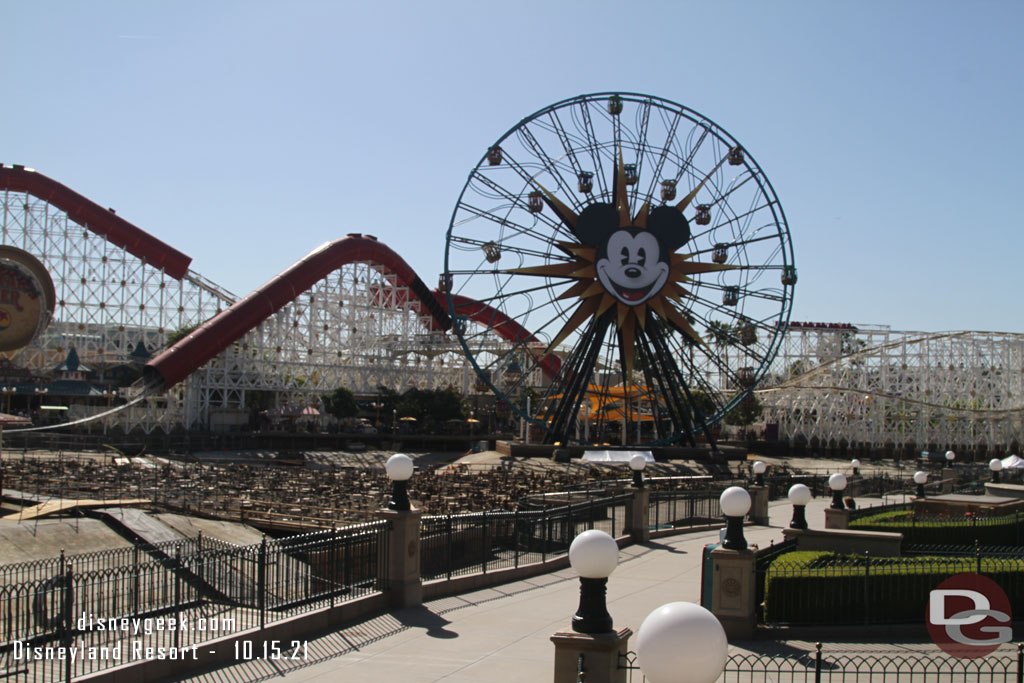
[5,1,1023,334]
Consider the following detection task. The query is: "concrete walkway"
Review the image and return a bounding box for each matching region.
[179,496,1015,682]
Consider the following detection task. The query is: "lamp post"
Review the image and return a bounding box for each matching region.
[0,386,15,414]
[386,453,414,511]
[990,458,1003,483]
[788,483,811,529]
[568,529,619,633]
[101,389,117,435]
[945,450,956,465]
[913,470,928,498]
[851,458,861,476]
[635,602,728,683]
[828,473,847,510]
[392,408,397,434]
[719,486,751,551]
[629,453,646,489]
[752,460,766,486]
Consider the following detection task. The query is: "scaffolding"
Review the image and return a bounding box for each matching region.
[760,323,1024,451]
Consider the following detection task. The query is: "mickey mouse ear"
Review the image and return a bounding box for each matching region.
[574,203,620,246]
[648,206,690,251]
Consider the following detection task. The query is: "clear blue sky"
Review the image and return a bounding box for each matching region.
[6,1,1022,333]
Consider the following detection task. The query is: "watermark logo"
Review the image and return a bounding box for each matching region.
[926,573,1012,659]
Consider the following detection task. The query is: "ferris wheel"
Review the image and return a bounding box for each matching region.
[443,92,795,447]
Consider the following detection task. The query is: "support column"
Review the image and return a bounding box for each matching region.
[377,508,423,608]
[709,547,756,639]
[748,485,769,526]
[626,487,650,543]
[941,467,956,494]
[551,628,632,683]
[824,507,850,530]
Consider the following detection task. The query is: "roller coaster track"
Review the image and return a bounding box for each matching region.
[0,165,559,432]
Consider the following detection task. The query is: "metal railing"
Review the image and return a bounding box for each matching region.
[621,643,1024,681]
[760,551,1024,626]
[420,494,631,582]
[850,508,1024,547]
[648,489,723,531]
[0,521,389,681]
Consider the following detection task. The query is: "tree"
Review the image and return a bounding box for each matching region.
[323,387,359,420]
[688,390,718,419]
[724,394,763,427]
[166,323,200,347]
[397,387,465,424]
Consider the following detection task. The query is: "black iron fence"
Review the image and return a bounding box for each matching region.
[420,494,632,582]
[648,489,724,531]
[753,538,799,618]
[760,551,1024,626]
[850,507,1024,547]
[620,643,1024,682]
[0,521,388,682]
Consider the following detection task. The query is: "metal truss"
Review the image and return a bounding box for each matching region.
[0,189,499,434]
[0,189,235,432]
[759,323,1024,451]
[5,182,1020,445]
[189,261,476,430]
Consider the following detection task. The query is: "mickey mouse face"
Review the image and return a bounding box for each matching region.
[575,203,691,308]
[597,230,669,305]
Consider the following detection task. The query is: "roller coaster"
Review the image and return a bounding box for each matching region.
[0,164,1020,450]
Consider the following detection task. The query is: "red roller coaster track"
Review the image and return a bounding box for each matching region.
[0,165,192,279]
[1,164,558,392]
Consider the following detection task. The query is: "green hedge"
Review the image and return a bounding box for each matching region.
[764,551,1024,625]
[849,510,1024,546]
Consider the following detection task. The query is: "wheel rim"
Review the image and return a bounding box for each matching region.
[444,92,795,446]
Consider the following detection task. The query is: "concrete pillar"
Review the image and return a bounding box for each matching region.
[377,508,423,607]
[748,485,769,525]
[941,467,956,494]
[824,507,850,530]
[709,547,757,639]
[551,628,632,683]
[626,487,650,543]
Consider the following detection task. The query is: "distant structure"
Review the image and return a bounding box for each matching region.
[760,322,1024,452]
[1,165,1020,450]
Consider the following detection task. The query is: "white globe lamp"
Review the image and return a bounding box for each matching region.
[788,483,811,529]
[568,530,619,633]
[719,486,751,550]
[990,457,1003,483]
[636,602,728,683]
[385,453,414,511]
[629,453,647,489]
[752,460,767,486]
[828,473,847,510]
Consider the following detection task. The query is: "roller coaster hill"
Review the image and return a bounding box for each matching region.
[0,164,1021,458]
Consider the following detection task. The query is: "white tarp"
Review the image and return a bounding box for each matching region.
[1001,454,1024,469]
[582,450,655,464]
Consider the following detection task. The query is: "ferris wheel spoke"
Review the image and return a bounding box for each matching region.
[448,235,572,264]
[446,93,793,446]
[640,109,684,203]
[544,110,593,198]
[467,172,576,240]
[626,98,653,209]
[575,100,610,198]
[515,125,586,212]
[457,199,574,248]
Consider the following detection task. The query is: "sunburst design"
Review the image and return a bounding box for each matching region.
[444,92,795,448]
[506,150,735,375]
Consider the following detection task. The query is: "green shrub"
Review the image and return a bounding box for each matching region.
[763,551,1024,625]
[849,510,1024,546]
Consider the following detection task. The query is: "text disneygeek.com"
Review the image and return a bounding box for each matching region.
[12,612,236,663]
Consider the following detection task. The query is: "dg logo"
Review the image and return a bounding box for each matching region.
[926,573,1012,658]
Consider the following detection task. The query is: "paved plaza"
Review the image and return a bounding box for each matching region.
[172,495,1017,683]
